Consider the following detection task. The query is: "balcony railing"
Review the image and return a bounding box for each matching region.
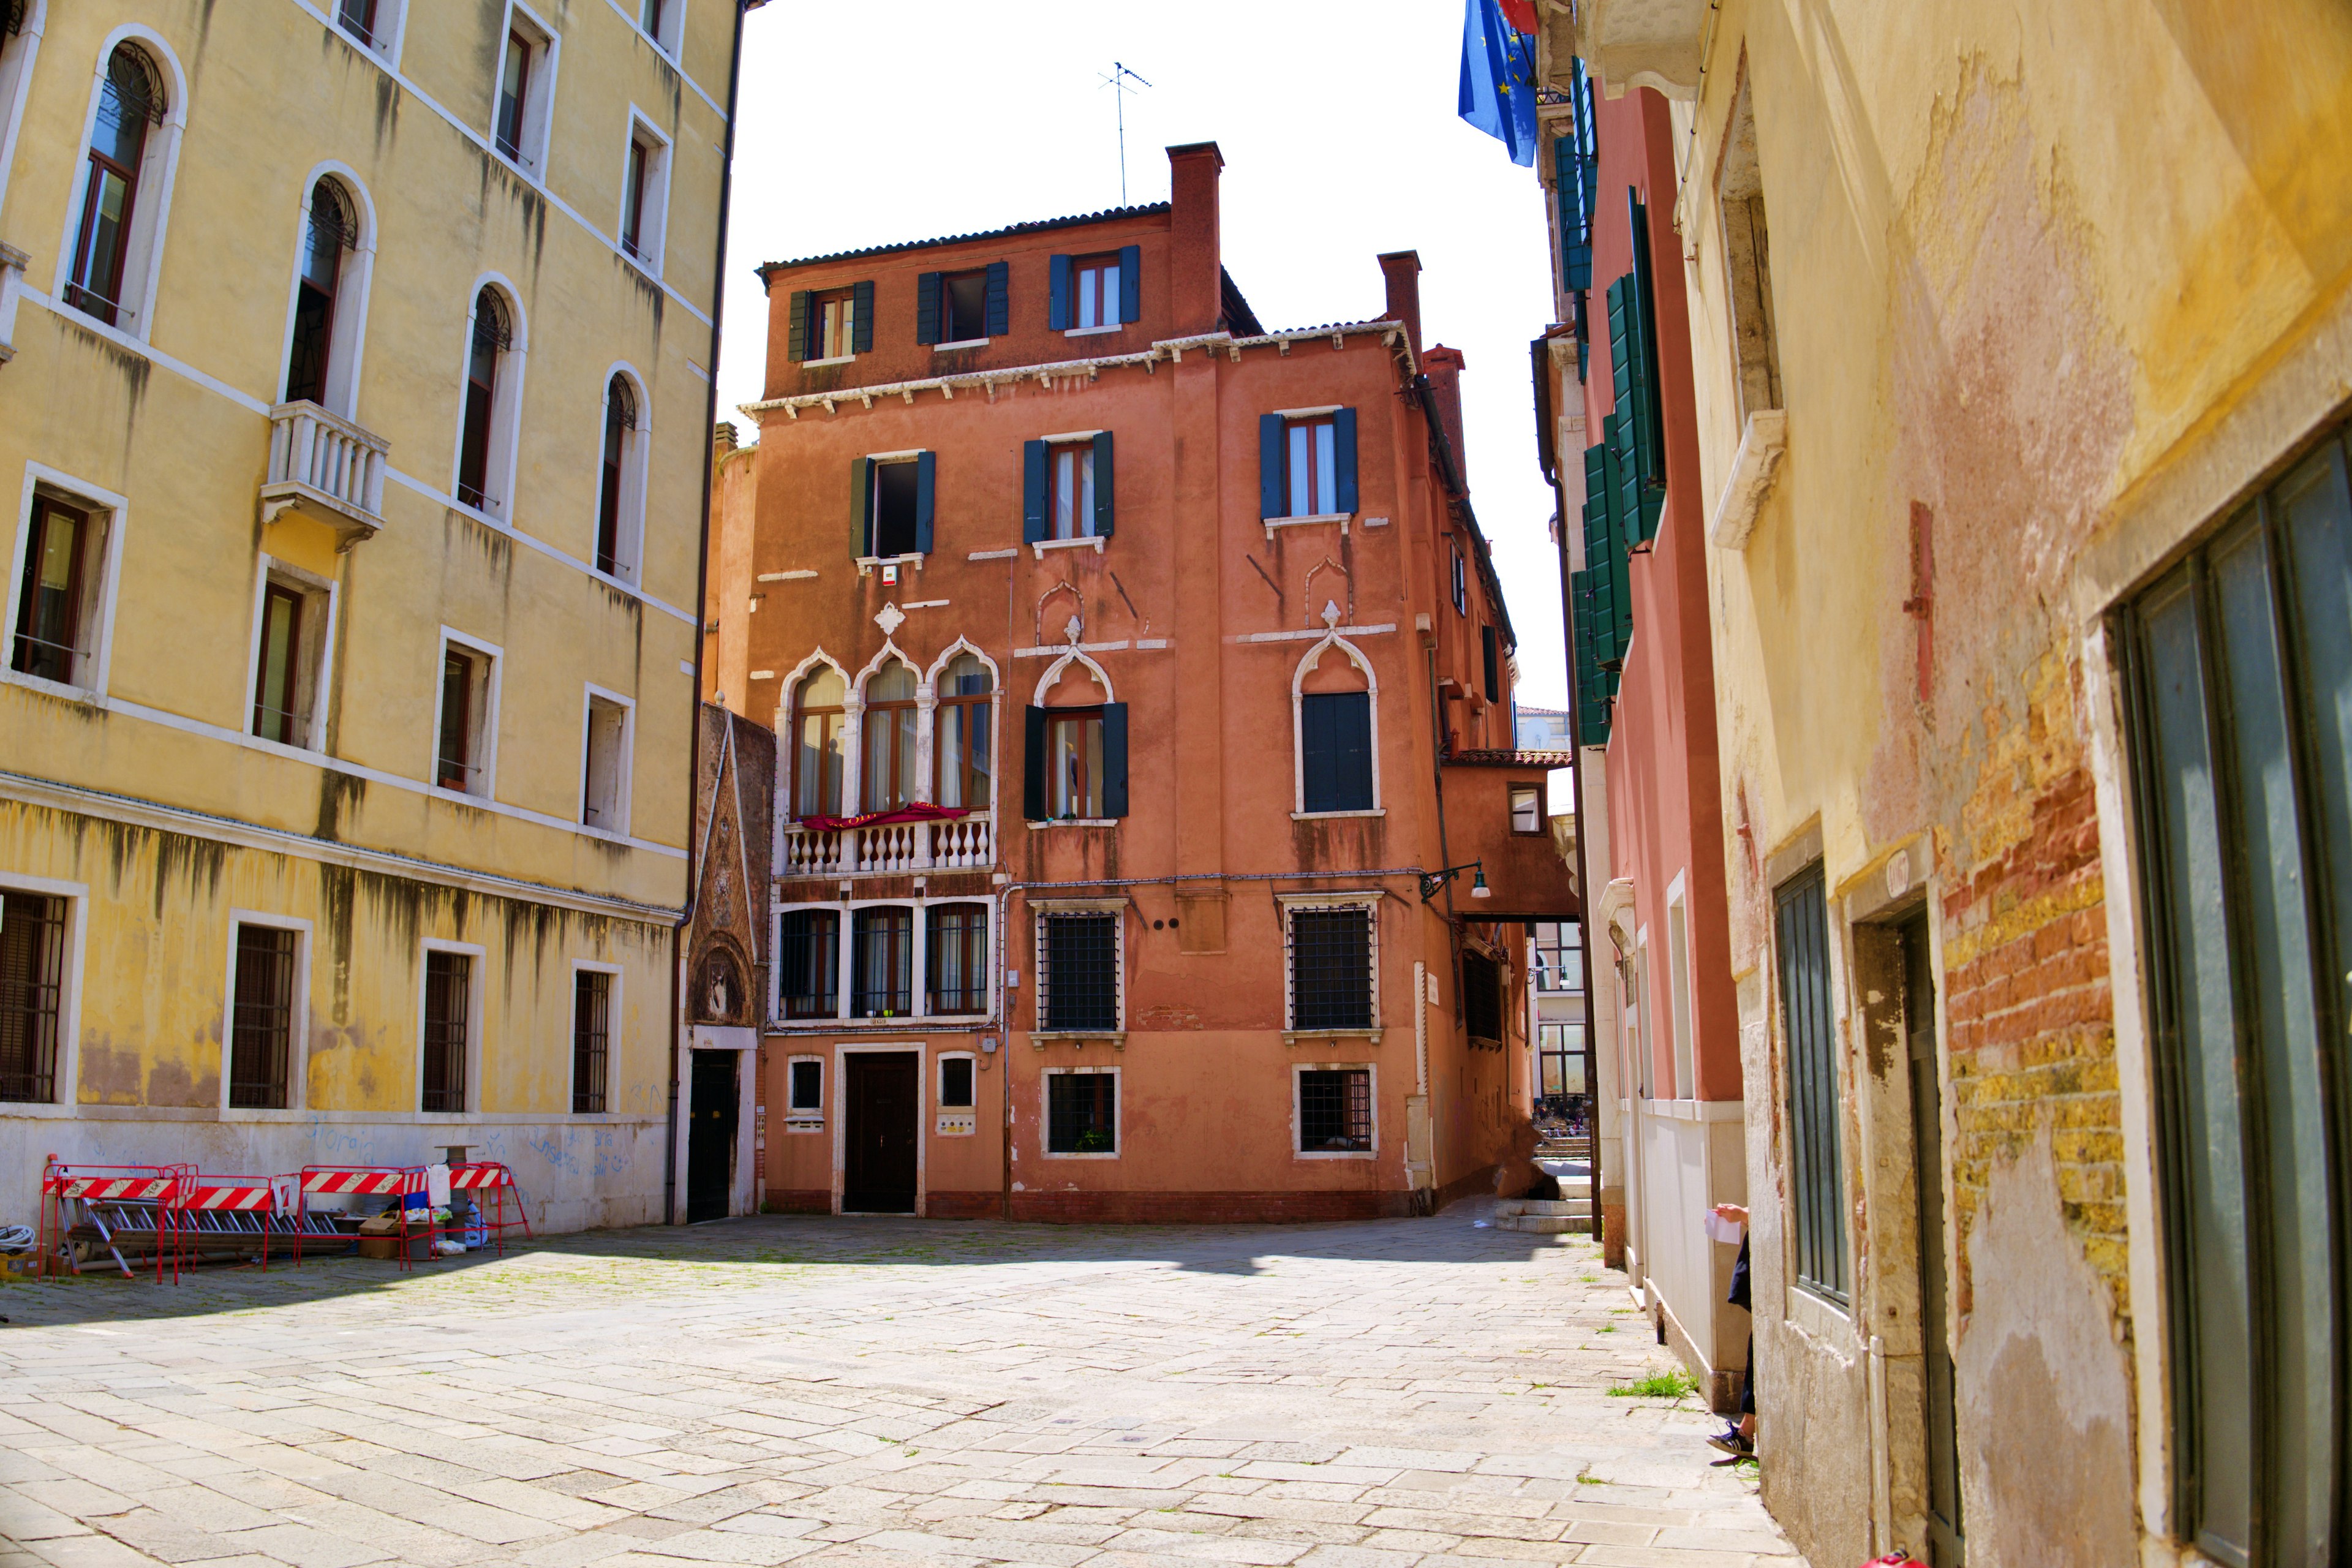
[262,401,389,548]
[781,810,994,878]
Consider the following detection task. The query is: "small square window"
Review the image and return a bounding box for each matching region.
[1047,1071,1115,1154]
[1510,783,1544,834]
[789,1057,823,1112]
[813,288,858,360]
[942,270,989,343]
[939,1055,974,1109]
[1298,1068,1371,1153]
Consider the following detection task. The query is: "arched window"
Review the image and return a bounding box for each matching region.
[1295,639,1376,813]
[936,652,992,810]
[791,666,844,818]
[283,178,357,407]
[596,372,640,578]
[862,660,918,812]
[455,287,511,511]
[66,45,165,327]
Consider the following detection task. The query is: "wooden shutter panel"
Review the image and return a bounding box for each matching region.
[787,290,810,362]
[914,450,935,556]
[1333,407,1359,514]
[985,260,1009,336]
[1117,244,1140,323]
[1301,694,1335,812]
[1482,625,1500,702]
[1022,440,1049,543]
[1101,702,1129,817]
[1259,413,1286,519]
[851,279,875,353]
[1555,138,1591,292]
[1337,691,1372,809]
[1091,431,1114,537]
[850,456,872,558]
[915,272,941,345]
[1023,707,1047,821]
[1048,254,1071,330]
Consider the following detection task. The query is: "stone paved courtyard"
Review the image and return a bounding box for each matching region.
[0,1201,1795,1568]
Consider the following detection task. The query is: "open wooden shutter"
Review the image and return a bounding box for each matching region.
[914,451,935,555]
[1259,414,1286,519]
[1555,138,1591,292]
[1333,407,1359,514]
[787,290,810,361]
[915,273,941,345]
[1335,691,1372,809]
[1048,255,1072,330]
[1022,440,1049,543]
[1091,431,1114,537]
[1301,696,1334,811]
[1101,703,1129,817]
[985,260,1009,336]
[850,456,872,558]
[851,279,875,353]
[1117,244,1141,323]
[1023,707,1047,821]
[1482,625,1501,701]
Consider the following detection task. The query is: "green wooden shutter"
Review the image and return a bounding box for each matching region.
[1022,440,1048,543]
[1333,407,1359,514]
[1259,414,1286,519]
[1101,703,1129,817]
[851,279,874,353]
[1570,570,1616,747]
[1049,255,1071,330]
[985,260,1009,336]
[913,451,935,556]
[915,273,941,345]
[1023,708,1047,821]
[1091,431,1114,537]
[850,456,872,559]
[1117,244,1140,323]
[1556,138,1591,292]
[787,290,810,362]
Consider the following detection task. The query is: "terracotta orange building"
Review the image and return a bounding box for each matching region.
[706,143,1576,1221]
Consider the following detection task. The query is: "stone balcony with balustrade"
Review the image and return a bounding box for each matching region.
[261,400,389,548]
[780,810,995,879]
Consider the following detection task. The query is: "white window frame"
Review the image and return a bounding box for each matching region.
[850,643,922,816]
[617,110,671,276]
[1667,872,1695,1101]
[450,276,529,524]
[275,165,379,420]
[1278,892,1382,1041]
[54,27,187,344]
[1290,630,1383,819]
[579,684,635,836]
[0,870,87,1115]
[4,465,127,701]
[1292,1061,1378,1159]
[1031,899,1125,1039]
[1040,1065,1120,1159]
[595,363,650,585]
[432,627,504,800]
[922,900,993,1020]
[924,637,1001,823]
[855,450,926,570]
[783,1052,824,1131]
[0,0,52,219]
[491,3,559,181]
[220,911,312,1117]
[568,958,621,1116]
[242,554,339,755]
[332,0,412,68]
[935,1049,978,1136]
[416,937,486,1116]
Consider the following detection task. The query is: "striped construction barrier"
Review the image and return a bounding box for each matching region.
[302,1168,420,1197]
[43,1174,178,1203]
[37,1158,194,1281]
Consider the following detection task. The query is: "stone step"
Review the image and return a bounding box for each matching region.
[1496,1213,1590,1234]
[1495,1199,1591,1218]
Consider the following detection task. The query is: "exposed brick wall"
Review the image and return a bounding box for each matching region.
[924,1191,1002,1219]
[764,1190,832,1214]
[1938,758,2124,1327]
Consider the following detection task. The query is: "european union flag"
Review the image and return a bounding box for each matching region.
[1458,0,1538,167]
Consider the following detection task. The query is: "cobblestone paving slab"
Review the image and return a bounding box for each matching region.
[0,1200,1793,1568]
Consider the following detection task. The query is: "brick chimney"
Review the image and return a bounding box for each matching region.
[1423,345,1469,489]
[714,420,739,454]
[1167,142,1224,336]
[1378,250,1423,362]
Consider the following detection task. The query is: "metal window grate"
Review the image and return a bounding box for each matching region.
[421,950,469,1112]
[851,907,912,1017]
[572,970,609,1114]
[1041,913,1118,1031]
[1463,951,1504,1044]
[1047,1072,1115,1153]
[4,0,24,40]
[778,910,839,1019]
[1289,907,1373,1030]
[228,925,296,1109]
[1298,1069,1371,1152]
[788,1058,823,1111]
[0,891,65,1104]
[1776,863,1846,1303]
[927,904,988,1014]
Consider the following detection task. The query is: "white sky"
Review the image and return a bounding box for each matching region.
[715,1,1568,710]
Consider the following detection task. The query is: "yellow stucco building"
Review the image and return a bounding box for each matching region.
[0,0,750,1231]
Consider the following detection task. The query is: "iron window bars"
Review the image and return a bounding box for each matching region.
[851,907,912,1017]
[1775,861,1848,1304]
[228,925,298,1109]
[927,904,988,1015]
[0,891,66,1103]
[1047,1072,1115,1153]
[778,910,839,1019]
[421,950,469,1112]
[1299,1068,1371,1152]
[1288,906,1374,1031]
[572,970,609,1114]
[1039,912,1118,1032]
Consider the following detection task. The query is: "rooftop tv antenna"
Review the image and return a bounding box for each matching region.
[1099,61,1153,205]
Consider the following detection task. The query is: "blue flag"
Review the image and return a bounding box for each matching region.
[1458,0,1537,167]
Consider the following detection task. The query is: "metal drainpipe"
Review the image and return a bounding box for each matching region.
[1551,391,1603,1241]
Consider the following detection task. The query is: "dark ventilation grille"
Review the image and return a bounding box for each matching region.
[228,925,296,1110]
[1289,907,1373,1031]
[1463,951,1504,1044]
[1299,1069,1371,1152]
[1041,913,1118,1032]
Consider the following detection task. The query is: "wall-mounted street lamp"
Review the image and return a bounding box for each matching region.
[1420,862,1491,902]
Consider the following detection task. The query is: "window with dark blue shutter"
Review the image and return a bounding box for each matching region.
[1091,431,1115,537]
[1482,626,1501,703]
[913,451,935,556]
[914,273,940,345]
[1100,703,1129,817]
[937,268,989,343]
[1117,244,1140,323]
[1259,414,1286,519]
[849,456,871,557]
[1022,440,1049,543]
[985,260,1009,336]
[1023,706,1047,821]
[1300,691,1373,813]
[850,279,874,353]
[1333,408,1359,514]
[1048,254,1072,330]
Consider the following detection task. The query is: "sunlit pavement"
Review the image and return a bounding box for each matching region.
[0,1199,1795,1568]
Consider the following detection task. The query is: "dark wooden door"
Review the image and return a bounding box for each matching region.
[1903,914,1964,1566]
[686,1049,737,1223]
[843,1051,918,1213]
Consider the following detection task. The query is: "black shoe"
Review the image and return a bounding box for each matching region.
[1706,1431,1754,1457]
